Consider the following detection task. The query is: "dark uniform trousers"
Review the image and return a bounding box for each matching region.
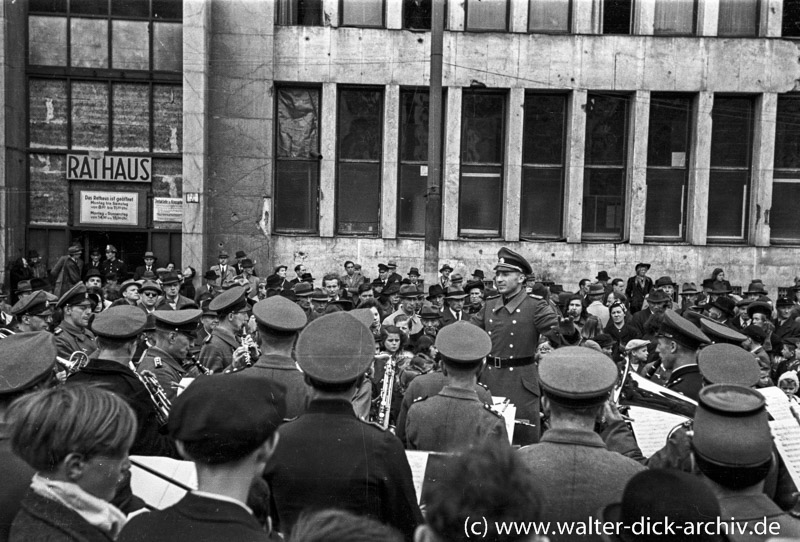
[197,326,239,373]
[54,319,97,360]
[239,354,309,420]
[137,346,187,402]
[118,493,277,542]
[264,398,423,541]
[405,385,509,453]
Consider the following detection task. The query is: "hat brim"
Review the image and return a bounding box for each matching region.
[445,294,468,300]
[494,263,525,273]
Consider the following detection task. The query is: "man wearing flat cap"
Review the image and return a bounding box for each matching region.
[10,291,54,332]
[625,262,653,314]
[236,296,309,419]
[654,310,711,402]
[517,347,644,541]
[264,313,422,541]
[470,247,578,445]
[53,283,97,360]
[197,286,250,374]
[119,374,286,542]
[405,322,508,453]
[137,309,203,401]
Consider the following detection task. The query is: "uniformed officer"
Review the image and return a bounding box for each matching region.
[197,286,249,373]
[137,309,203,401]
[697,343,760,388]
[53,283,97,360]
[99,244,128,281]
[236,295,308,419]
[470,247,578,445]
[693,384,800,538]
[653,309,711,402]
[405,321,508,452]
[119,374,286,542]
[517,347,645,542]
[264,312,423,540]
[699,317,747,345]
[10,290,54,332]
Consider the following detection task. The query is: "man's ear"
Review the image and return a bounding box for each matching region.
[63,452,86,482]
[541,396,551,417]
[257,432,280,463]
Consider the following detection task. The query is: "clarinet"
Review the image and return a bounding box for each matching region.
[137,370,171,426]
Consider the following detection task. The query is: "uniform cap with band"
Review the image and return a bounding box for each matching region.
[494,247,532,276]
[435,321,491,363]
[56,283,92,309]
[698,343,760,387]
[208,286,248,315]
[699,318,747,345]
[296,312,374,384]
[91,305,147,339]
[656,310,710,350]
[539,346,618,408]
[253,296,307,332]
[11,290,53,317]
[153,309,202,337]
[0,332,57,395]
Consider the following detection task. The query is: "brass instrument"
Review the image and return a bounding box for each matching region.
[376,354,397,430]
[136,370,171,426]
[240,334,259,367]
[56,351,90,377]
[0,327,15,339]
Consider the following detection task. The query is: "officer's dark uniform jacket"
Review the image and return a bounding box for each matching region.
[137,346,186,402]
[100,259,127,281]
[665,363,703,402]
[240,353,308,419]
[405,385,508,453]
[67,358,177,458]
[264,398,423,541]
[54,319,97,360]
[197,326,238,374]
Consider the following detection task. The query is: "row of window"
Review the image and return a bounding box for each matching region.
[276,0,800,38]
[274,86,800,244]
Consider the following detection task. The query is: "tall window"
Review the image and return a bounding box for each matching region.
[783,0,800,37]
[707,96,753,241]
[771,96,800,243]
[403,0,431,29]
[583,94,628,239]
[459,92,505,237]
[465,0,507,31]
[275,87,321,233]
[718,0,759,37]
[337,87,383,235]
[276,0,323,25]
[341,0,384,27]
[399,89,430,237]
[654,0,695,35]
[602,0,632,34]
[645,95,692,240]
[529,0,570,33]
[521,93,566,239]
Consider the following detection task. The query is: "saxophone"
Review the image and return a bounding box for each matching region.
[136,370,171,426]
[376,355,397,430]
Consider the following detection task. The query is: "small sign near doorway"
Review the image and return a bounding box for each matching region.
[153,197,183,222]
[78,191,140,226]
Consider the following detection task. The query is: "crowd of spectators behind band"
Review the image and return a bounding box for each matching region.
[3,244,800,542]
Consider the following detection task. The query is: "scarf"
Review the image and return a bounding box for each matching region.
[31,473,127,539]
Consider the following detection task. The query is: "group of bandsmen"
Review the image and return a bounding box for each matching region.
[1,244,800,541]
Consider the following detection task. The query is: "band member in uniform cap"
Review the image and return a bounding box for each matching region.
[53,282,97,360]
[697,343,760,388]
[654,309,711,402]
[10,291,54,332]
[692,384,800,539]
[404,321,508,452]
[137,309,203,401]
[699,317,747,345]
[264,312,422,541]
[517,347,645,542]
[119,374,286,542]
[197,286,250,374]
[236,295,308,419]
[470,247,578,445]
[0,332,58,542]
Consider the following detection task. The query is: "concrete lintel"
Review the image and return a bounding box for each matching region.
[381,84,400,239]
[687,92,713,245]
[633,0,655,35]
[697,0,719,36]
[443,87,462,240]
[750,93,777,246]
[564,89,587,243]
[509,0,528,33]
[320,83,337,237]
[504,88,525,241]
[628,90,650,244]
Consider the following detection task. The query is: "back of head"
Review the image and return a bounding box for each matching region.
[423,442,543,542]
[288,509,403,542]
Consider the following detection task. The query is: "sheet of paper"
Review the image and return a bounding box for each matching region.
[130,455,197,509]
[177,377,195,396]
[627,406,690,458]
[771,419,800,488]
[405,450,430,504]
[492,397,516,444]
[759,386,796,422]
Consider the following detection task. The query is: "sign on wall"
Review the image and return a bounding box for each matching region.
[153,197,183,222]
[78,191,139,226]
[67,155,151,182]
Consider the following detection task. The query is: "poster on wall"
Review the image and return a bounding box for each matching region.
[78,191,139,226]
[153,197,183,222]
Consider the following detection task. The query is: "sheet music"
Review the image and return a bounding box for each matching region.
[758,386,796,422]
[627,406,690,458]
[771,419,800,487]
[405,451,430,504]
[177,377,195,396]
[130,455,197,509]
[493,396,516,444]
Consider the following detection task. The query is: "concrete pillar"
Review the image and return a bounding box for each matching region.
[686,92,713,245]
[697,0,719,36]
[320,83,337,237]
[382,84,400,238]
[509,0,528,33]
[182,0,211,272]
[564,90,587,243]
[750,93,777,246]
[442,87,462,240]
[763,0,782,37]
[628,90,650,244]
[387,0,402,29]
[449,0,465,31]
[633,0,655,35]
[573,0,596,34]
[504,88,524,241]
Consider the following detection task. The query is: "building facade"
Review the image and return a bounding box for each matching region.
[4,0,800,292]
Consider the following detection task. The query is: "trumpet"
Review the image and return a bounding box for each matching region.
[136,370,171,426]
[56,351,90,377]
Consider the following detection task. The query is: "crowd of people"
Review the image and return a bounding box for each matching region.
[1,243,800,541]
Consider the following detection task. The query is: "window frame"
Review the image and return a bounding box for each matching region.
[770,94,800,244]
[339,0,386,28]
[601,0,634,35]
[527,0,571,34]
[717,0,760,37]
[275,0,323,26]
[464,0,509,32]
[653,0,697,36]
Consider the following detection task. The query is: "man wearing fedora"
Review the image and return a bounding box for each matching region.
[440,286,469,327]
[382,284,423,335]
[630,288,671,339]
[586,283,610,327]
[439,264,452,289]
[156,272,196,311]
[774,297,800,343]
[625,262,653,314]
[134,251,158,280]
[210,252,236,288]
[678,282,701,314]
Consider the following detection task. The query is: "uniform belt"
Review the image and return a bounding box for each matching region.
[487,356,533,369]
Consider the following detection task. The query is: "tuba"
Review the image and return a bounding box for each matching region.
[136,370,171,426]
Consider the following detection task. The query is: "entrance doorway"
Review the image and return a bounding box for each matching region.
[72,230,148,278]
